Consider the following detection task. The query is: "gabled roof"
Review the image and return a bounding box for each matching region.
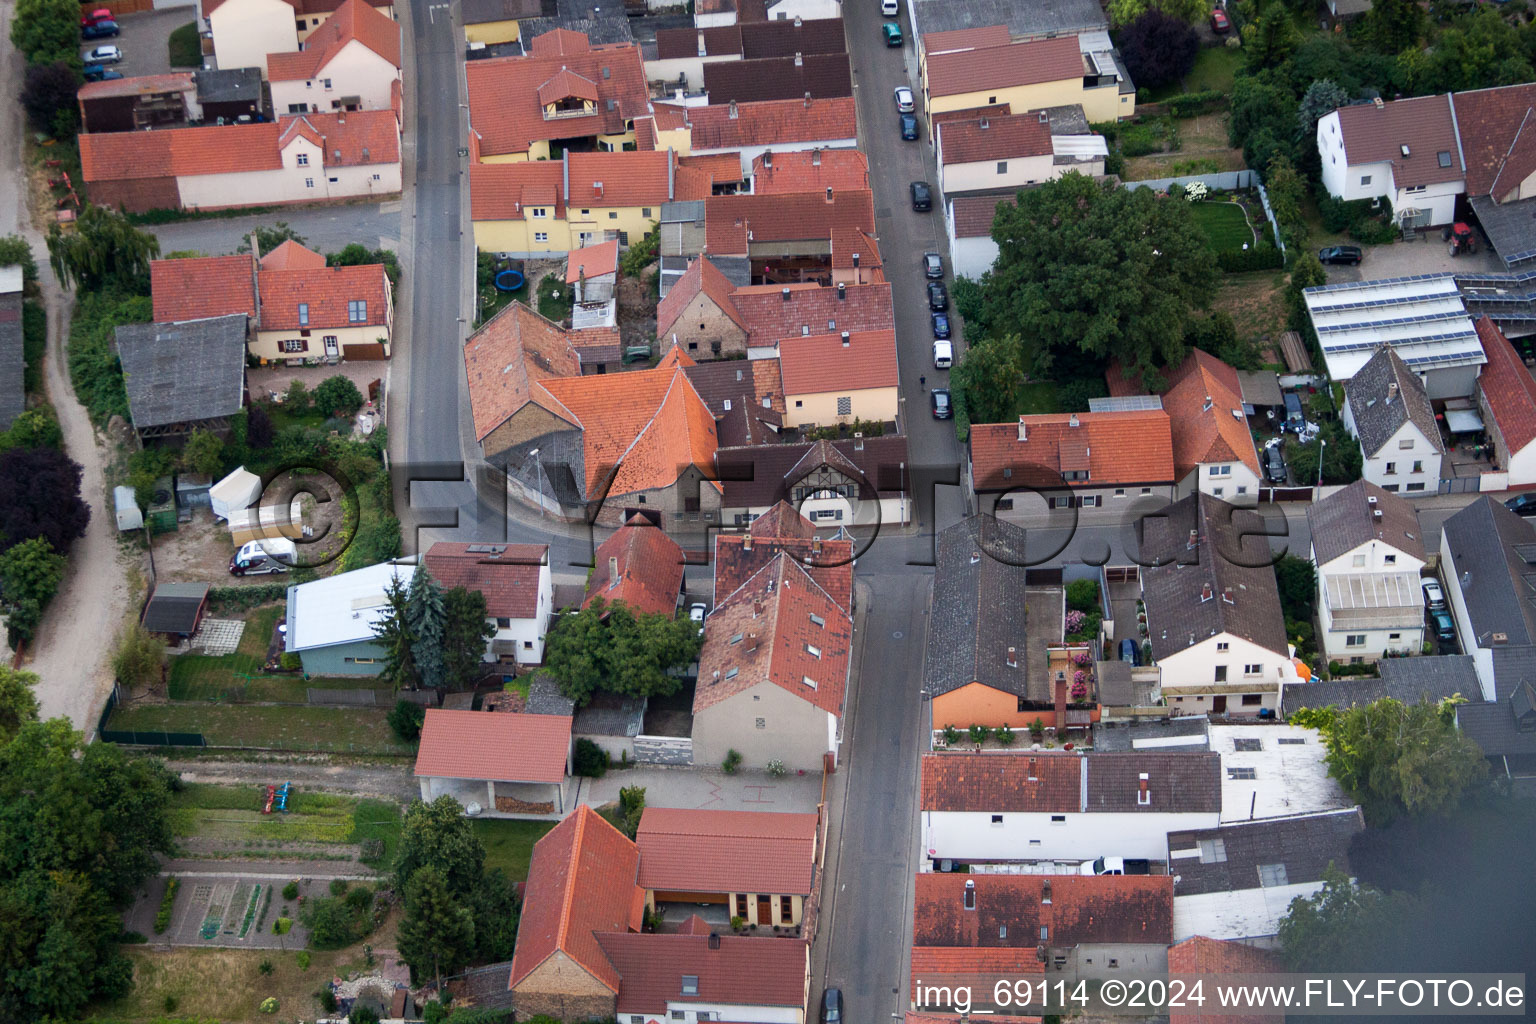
[1167,807,1365,897]
[751,148,868,194]
[566,240,620,283]
[1342,345,1443,458]
[694,554,851,717]
[660,96,858,152]
[77,71,195,101]
[142,582,210,634]
[701,53,851,105]
[115,315,249,430]
[568,150,680,207]
[715,433,907,510]
[1169,937,1284,1024]
[920,751,1222,814]
[684,355,784,416]
[1475,316,1536,454]
[925,35,1083,99]
[653,24,743,59]
[729,281,892,347]
[538,65,599,106]
[259,239,328,271]
[926,517,1031,698]
[151,255,255,323]
[414,708,571,783]
[938,112,1052,166]
[656,256,750,338]
[676,151,743,184]
[1440,496,1536,649]
[1450,84,1536,196]
[635,807,818,895]
[779,328,898,395]
[920,24,1011,55]
[422,542,548,619]
[1331,95,1462,190]
[739,15,848,58]
[266,0,400,81]
[509,804,643,992]
[595,933,809,1012]
[469,160,566,221]
[967,411,1175,491]
[703,189,874,254]
[1307,480,1426,566]
[712,501,854,611]
[258,263,389,330]
[914,873,1173,948]
[586,515,686,617]
[1161,349,1261,479]
[463,301,583,442]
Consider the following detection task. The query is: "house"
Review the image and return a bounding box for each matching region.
[508,804,644,1018]
[461,300,582,459]
[645,97,859,178]
[910,0,1106,45]
[1209,723,1355,821]
[1139,493,1294,716]
[922,35,1132,125]
[0,266,24,433]
[80,109,401,214]
[1159,350,1262,506]
[268,0,401,114]
[595,932,811,1023]
[1307,481,1427,662]
[944,193,1011,279]
[1453,83,1536,269]
[466,32,648,162]
[1169,807,1364,944]
[778,329,897,429]
[587,514,687,616]
[1167,937,1284,1024]
[714,434,910,528]
[1302,275,1485,400]
[1341,346,1444,492]
[77,73,198,134]
[713,501,852,609]
[912,873,1173,990]
[1439,496,1536,701]
[462,0,551,45]
[195,67,267,123]
[1281,653,1479,718]
[1456,680,1536,792]
[283,561,413,674]
[655,257,753,359]
[684,355,786,446]
[114,315,249,443]
[919,751,1222,866]
[966,411,1177,520]
[636,807,820,927]
[141,582,211,640]
[685,189,877,271]
[150,241,393,362]
[566,240,619,303]
[422,542,553,664]
[414,708,574,813]
[702,53,850,106]
[1474,316,1536,486]
[750,147,868,194]
[200,0,395,75]
[648,18,847,95]
[693,553,851,772]
[935,110,1106,198]
[1315,95,1464,230]
[714,281,892,357]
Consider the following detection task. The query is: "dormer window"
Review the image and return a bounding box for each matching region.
[297,303,309,326]
[348,299,367,323]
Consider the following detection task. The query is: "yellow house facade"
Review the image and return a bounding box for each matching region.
[922,35,1133,125]
[465,18,520,44]
[784,386,899,429]
[779,329,899,429]
[927,79,1130,124]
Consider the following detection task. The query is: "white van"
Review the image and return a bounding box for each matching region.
[932,339,953,369]
[881,0,898,15]
[229,538,297,576]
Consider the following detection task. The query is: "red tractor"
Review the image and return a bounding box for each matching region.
[1449,222,1478,257]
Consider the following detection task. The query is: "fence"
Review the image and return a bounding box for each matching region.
[633,735,693,765]
[307,687,380,706]
[1440,476,1485,495]
[100,727,209,746]
[1121,169,1258,194]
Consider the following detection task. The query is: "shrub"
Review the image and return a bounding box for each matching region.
[154,877,179,934]
[314,375,365,418]
[330,878,349,897]
[284,379,310,409]
[1350,217,1398,245]
[997,725,1016,747]
[618,785,646,839]
[351,1007,381,1024]
[1167,90,1225,118]
[345,885,374,911]
[1066,579,1099,614]
[1217,246,1285,273]
[317,989,339,1013]
[273,917,292,935]
[942,725,961,746]
[278,651,302,671]
[387,699,426,741]
[1029,717,1046,738]
[163,995,178,1013]
[260,997,279,1014]
[301,894,371,949]
[766,759,787,778]
[259,959,274,975]
[573,737,610,777]
[297,950,311,971]
[722,748,743,774]
[968,724,991,745]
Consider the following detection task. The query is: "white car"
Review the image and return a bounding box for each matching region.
[688,602,707,633]
[881,0,899,14]
[894,86,914,113]
[83,44,122,63]
[932,339,953,369]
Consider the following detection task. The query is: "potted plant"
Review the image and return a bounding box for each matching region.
[730,915,745,932]
[1028,717,1045,742]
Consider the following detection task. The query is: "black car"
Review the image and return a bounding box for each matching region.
[82,18,119,38]
[923,252,943,278]
[1506,493,1536,516]
[820,988,843,1024]
[900,113,919,140]
[931,388,952,419]
[1318,245,1363,266]
[931,311,950,339]
[1262,441,1287,484]
[910,180,931,211]
[927,280,948,311]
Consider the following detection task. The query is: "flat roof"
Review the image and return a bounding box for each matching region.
[284,561,410,652]
[1211,724,1354,822]
[912,0,1105,42]
[1304,274,1485,373]
[414,709,572,783]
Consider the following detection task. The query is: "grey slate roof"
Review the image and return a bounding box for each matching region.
[1440,496,1536,648]
[1456,696,1536,757]
[142,581,209,634]
[1492,644,1536,702]
[1167,807,1365,897]
[1093,716,1211,752]
[115,315,248,430]
[1307,479,1426,567]
[1469,194,1536,267]
[1235,369,1283,408]
[0,288,22,432]
[925,517,1032,698]
[714,434,908,508]
[572,694,646,737]
[1281,654,1480,717]
[516,15,634,46]
[460,0,552,23]
[1342,346,1443,458]
[702,53,852,104]
[526,673,577,715]
[1085,751,1222,813]
[194,66,263,106]
[1140,492,1289,661]
[912,0,1106,41]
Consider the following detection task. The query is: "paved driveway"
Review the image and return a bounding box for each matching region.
[100,8,194,78]
[1321,232,1506,285]
[580,766,824,813]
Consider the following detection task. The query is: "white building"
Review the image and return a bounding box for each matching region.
[1209,724,1356,822]
[1303,274,1485,400]
[919,751,1222,867]
[204,0,395,75]
[1316,95,1464,230]
[945,194,1010,279]
[1307,481,1428,662]
[935,111,1105,197]
[421,542,554,666]
[1341,346,1445,493]
[283,561,411,675]
[268,0,401,115]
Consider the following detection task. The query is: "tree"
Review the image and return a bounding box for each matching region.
[111,622,165,690]
[1107,0,1206,27]
[0,537,66,622]
[1273,553,1315,622]
[10,0,79,66]
[962,174,1216,385]
[247,403,275,449]
[0,407,62,452]
[0,666,39,743]
[236,222,307,255]
[0,235,39,285]
[1229,74,1299,171]
[442,587,494,690]
[1115,10,1199,90]
[371,575,419,690]
[20,62,79,137]
[952,335,1024,426]
[0,446,88,556]
[405,566,446,691]
[328,243,400,286]
[539,597,702,706]
[1277,867,1413,972]
[1264,154,1308,249]
[398,867,476,989]
[1241,3,1300,71]
[394,796,486,898]
[1296,79,1350,140]
[468,869,520,963]
[314,375,365,418]
[387,699,425,741]
[46,207,160,292]
[1287,421,1362,486]
[180,428,225,478]
[1289,697,1487,824]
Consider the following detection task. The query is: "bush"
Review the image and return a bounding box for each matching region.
[284,379,310,409]
[273,916,292,935]
[942,725,960,746]
[317,988,339,1013]
[329,878,349,897]
[1117,11,1198,91]
[1066,579,1100,614]
[21,61,78,137]
[259,959,274,975]
[573,737,610,777]
[260,997,279,1014]
[1217,246,1285,273]
[301,894,372,949]
[997,725,1016,746]
[766,759,787,778]
[1167,90,1226,118]
[314,375,365,418]
[968,724,991,745]
[163,995,178,1012]
[350,1006,381,1024]
[1350,217,1398,245]
[722,748,743,774]
[387,699,426,741]
[618,785,646,839]
[296,950,311,971]
[345,885,374,911]
[67,289,148,425]
[282,881,299,900]
[154,877,178,934]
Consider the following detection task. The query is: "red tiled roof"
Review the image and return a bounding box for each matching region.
[635,807,818,895]
[931,102,1013,130]
[829,227,881,271]
[77,71,194,101]
[729,281,893,347]
[968,410,1175,491]
[258,263,389,330]
[567,240,620,283]
[633,116,657,152]
[656,257,749,338]
[463,301,582,441]
[938,112,1052,165]
[414,708,571,783]
[948,193,1013,239]
[596,933,808,1012]
[150,254,255,323]
[920,24,1010,55]
[585,515,687,617]
[674,163,715,201]
[422,542,548,619]
[1334,94,1463,191]
[266,0,400,81]
[921,752,1082,813]
[926,36,1083,99]
[914,873,1174,947]
[713,514,854,611]
[909,947,1044,999]
[1161,349,1261,479]
[259,239,327,271]
[1454,84,1536,196]
[663,96,858,152]
[510,804,643,993]
[470,161,566,221]
[678,151,745,184]
[466,41,648,157]
[1476,315,1536,453]
[567,150,673,208]
[1169,937,1283,1024]
[751,148,868,194]
[528,26,592,56]
[694,554,851,717]
[539,66,600,106]
[703,189,874,254]
[779,328,898,395]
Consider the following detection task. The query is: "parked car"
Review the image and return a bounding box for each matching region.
[81,7,112,25]
[899,113,918,141]
[81,19,119,38]
[910,180,931,211]
[688,602,707,634]
[83,44,122,63]
[1422,577,1446,611]
[1210,7,1230,32]
[881,21,903,46]
[1318,245,1363,266]
[1262,439,1287,484]
[927,279,948,311]
[229,539,296,576]
[932,339,953,368]
[1431,607,1457,645]
[931,311,950,339]
[894,86,914,112]
[881,0,898,13]
[1506,493,1536,516]
[821,988,843,1024]
[82,63,123,81]
[1119,638,1140,666]
[1282,390,1305,431]
[923,251,943,278]
[931,388,952,419]
[1080,856,1151,876]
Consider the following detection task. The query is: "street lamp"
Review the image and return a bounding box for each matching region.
[528,448,547,518]
[1316,438,1325,492]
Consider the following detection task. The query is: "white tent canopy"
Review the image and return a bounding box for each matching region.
[210,466,261,521]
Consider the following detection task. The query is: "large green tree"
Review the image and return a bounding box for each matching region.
[405,566,446,691]
[961,174,1215,386]
[1358,0,1424,54]
[442,587,495,690]
[398,867,476,990]
[1107,0,1205,27]
[952,335,1025,426]
[46,207,160,292]
[1265,154,1308,249]
[394,796,485,897]
[371,575,419,690]
[539,597,702,706]
[1277,867,1417,973]
[10,0,78,66]
[0,666,39,744]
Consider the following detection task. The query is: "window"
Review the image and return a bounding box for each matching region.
[1227,766,1257,780]
[1278,736,1306,745]
[671,1012,685,1020]
[837,396,852,416]
[1029,839,1041,846]
[806,644,821,658]
[496,617,511,628]
[995,498,1013,511]
[1050,814,1066,823]
[1115,488,1125,496]
[1233,738,1262,752]
[795,400,803,408]
[1258,863,1290,887]
[296,153,309,166]
[1407,482,1426,491]
[1217,641,1229,651]
[523,640,533,649]
[530,207,547,218]
[1360,174,1372,185]
[997,161,1008,173]
[1211,464,1231,476]
[1346,634,1366,647]
[781,899,793,924]
[1244,663,1262,676]
[1405,184,1426,194]
[328,176,338,184]
[282,339,307,353]
[1384,554,1397,564]
[736,895,748,917]
[991,814,1004,826]
[348,299,367,323]
[322,78,332,89]
[755,717,766,729]
[1237,485,1247,494]
[1399,438,1414,450]
[1142,487,1152,494]
[1215,665,1228,682]
[988,95,997,103]
[372,173,381,180]
[345,657,375,665]
[681,976,699,996]
[1213,487,1224,497]
[1040,926,1049,942]
[1241,693,1263,706]
[810,613,825,627]
[305,177,315,188]
[1198,837,1227,863]
[1411,461,1423,474]
[1388,633,1401,641]
[1108,959,1120,969]
[534,232,549,242]
[642,207,652,217]
[1438,150,1453,168]
[1385,462,1397,474]
[609,211,619,219]
[632,1016,644,1023]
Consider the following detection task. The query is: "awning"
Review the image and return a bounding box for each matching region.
[1445,409,1484,433]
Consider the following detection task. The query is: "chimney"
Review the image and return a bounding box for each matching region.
[812,536,823,554]
[1053,677,1067,733]
[841,331,850,347]
[1038,110,1049,124]
[804,91,812,108]
[1374,96,1384,109]
[1387,381,1398,401]
[1018,417,1028,441]
[812,147,821,165]
[1368,495,1378,505]
[729,99,739,119]
[971,550,982,564]
[1222,586,1234,604]
[747,632,760,651]
[743,534,753,551]
[964,879,976,909]
[1138,772,1150,805]
[794,51,803,66]
[1028,757,1038,780]
[337,109,345,124]
[764,150,772,168]
[696,30,706,55]
[826,186,834,202]
[1068,413,1080,428]
[1203,395,1213,411]
[1373,508,1383,522]
[837,282,846,301]
[1200,582,1213,602]
[1187,529,1199,549]
[782,287,791,302]
[1007,646,1017,668]
[708,933,721,950]
[608,555,618,582]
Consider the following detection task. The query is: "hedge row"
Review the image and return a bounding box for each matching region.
[1217,246,1285,273]
[1167,90,1226,119]
[154,877,179,934]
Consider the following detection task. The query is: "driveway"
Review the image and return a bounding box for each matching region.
[580,766,824,813]
[1321,231,1506,285]
[98,7,193,78]
[148,200,401,258]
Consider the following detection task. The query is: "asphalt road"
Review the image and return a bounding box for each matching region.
[147,200,401,257]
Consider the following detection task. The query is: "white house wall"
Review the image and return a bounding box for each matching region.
[764,0,841,18]
[210,0,299,73]
[1357,421,1441,493]
[1189,462,1261,506]
[1438,538,1497,701]
[269,41,401,114]
[692,139,860,180]
[488,563,553,664]
[1156,633,1288,699]
[663,1001,803,1024]
[174,133,400,210]
[939,154,1056,195]
[921,809,1220,864]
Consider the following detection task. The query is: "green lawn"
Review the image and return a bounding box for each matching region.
[473,819,555,883]
[1147,46,1244,101]
[166,784,402,866]
[108,703,413,754]
[1189,201,1256,253]
[1015,380,1061,415]
[168,22,201,67]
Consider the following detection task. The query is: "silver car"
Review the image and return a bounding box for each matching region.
[83,44,122,63]
[894,86,914,113]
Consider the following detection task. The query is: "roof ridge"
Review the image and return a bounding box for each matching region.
[553,805,587,968]
[1490,105,1536,198]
